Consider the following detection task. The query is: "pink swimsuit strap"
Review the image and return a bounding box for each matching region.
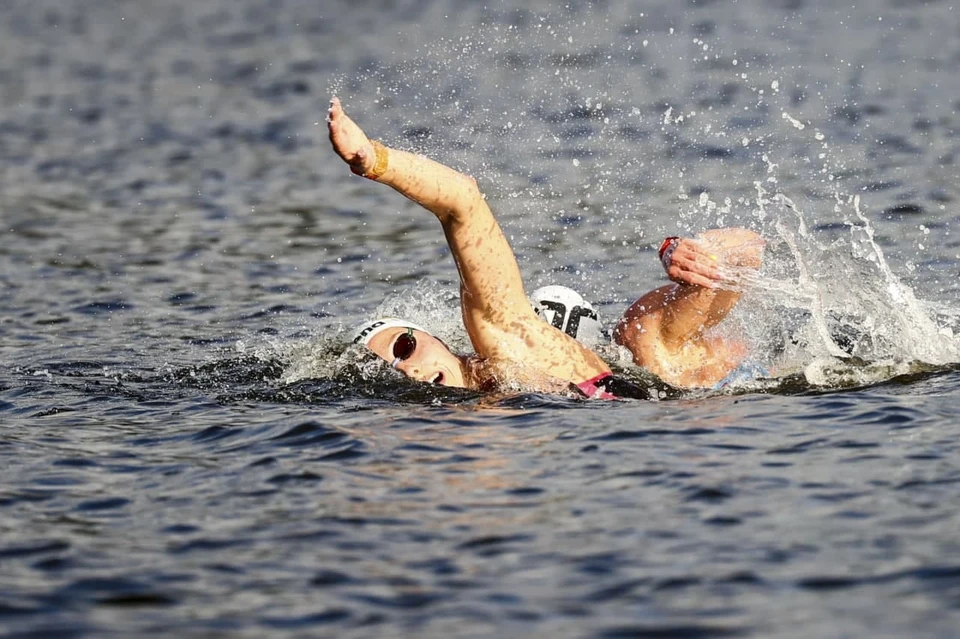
[575,373,618,400]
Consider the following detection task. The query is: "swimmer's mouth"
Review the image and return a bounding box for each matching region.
[431,372,444,385]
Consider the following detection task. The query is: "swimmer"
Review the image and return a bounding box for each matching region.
[327,96,764,398]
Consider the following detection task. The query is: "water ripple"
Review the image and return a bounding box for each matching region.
[1,0,960,637]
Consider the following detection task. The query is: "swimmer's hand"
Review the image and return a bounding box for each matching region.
[327,96,377,176]
[663,238,723,289]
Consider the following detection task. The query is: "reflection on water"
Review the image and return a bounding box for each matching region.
[3,0,960,637]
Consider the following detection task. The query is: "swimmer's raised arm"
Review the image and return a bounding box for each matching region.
[326,97,531,332]
[328,97,609,382]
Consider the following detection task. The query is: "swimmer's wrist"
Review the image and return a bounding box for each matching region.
[361,140,390,180]
[659,236,680,271]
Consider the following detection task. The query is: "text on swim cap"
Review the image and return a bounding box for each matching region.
[353,320,386,343]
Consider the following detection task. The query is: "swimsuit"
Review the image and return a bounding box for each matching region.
[575,373,678,401]
[576,360,767,401]
[575,373,621,400]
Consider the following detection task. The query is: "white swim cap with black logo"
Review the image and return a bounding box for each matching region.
[351,317,429,346]
[530,285,604,347]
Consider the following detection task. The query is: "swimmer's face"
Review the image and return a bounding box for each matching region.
[366,327,466,388]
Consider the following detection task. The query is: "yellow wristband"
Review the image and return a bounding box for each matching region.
[363,140,389,180]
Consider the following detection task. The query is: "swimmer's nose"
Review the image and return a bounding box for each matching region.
[398,361,421,379]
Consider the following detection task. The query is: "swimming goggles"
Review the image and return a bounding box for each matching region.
[390,328,417,367]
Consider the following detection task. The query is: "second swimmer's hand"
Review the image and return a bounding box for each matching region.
[662,238,722,289]
[327,96,377,176]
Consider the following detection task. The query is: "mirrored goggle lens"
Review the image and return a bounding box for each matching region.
[392,332,417,361]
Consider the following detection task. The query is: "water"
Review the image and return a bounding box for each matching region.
[3,0,960,636]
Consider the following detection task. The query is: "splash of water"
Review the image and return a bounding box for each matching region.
[727,189,960,387]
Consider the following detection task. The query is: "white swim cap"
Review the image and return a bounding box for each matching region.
[530,285,604,347]
[351,317,429,346]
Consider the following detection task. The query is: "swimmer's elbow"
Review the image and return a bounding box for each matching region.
[461,174,483,200]
[443,175,488,223]
[614,316,662,367]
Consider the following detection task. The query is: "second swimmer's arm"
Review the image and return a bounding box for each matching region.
[616,228,764,355]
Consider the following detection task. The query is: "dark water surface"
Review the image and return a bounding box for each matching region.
[3,0,960,637]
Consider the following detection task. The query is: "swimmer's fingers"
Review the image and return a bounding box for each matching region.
[327,96,376,175]
[666,265,718,289]
[666,240,722,288]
